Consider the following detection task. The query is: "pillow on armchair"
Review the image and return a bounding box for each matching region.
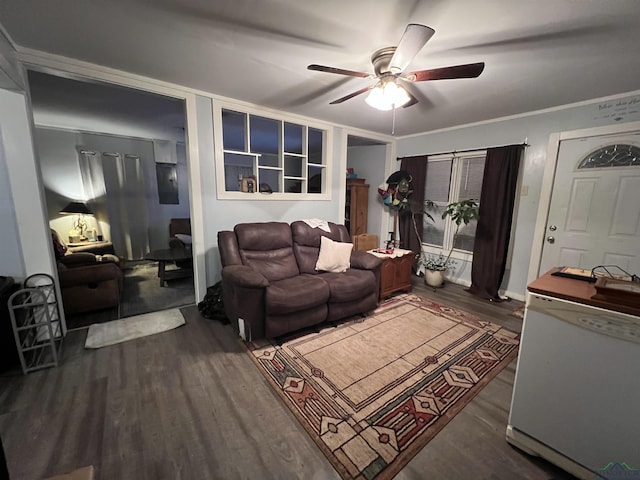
[174,233,192,244]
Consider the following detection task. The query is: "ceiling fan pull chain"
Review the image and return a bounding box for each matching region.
[392,107,396,135]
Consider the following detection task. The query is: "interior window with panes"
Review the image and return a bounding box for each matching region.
[423,152,485,254]
[221,109,327,196]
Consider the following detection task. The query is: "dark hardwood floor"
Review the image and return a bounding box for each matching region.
[0,279,576,480]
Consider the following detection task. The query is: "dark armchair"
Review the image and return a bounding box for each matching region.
[51,230,122,315]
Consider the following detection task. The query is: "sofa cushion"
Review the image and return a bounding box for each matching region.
[318,269,377,303]
[236,222,299,281]
[291,220,350,274]
[266,305,328,338]
[315,236,352,273]
[266,274,330,315]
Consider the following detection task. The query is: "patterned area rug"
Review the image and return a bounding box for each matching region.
[247,294,520,480]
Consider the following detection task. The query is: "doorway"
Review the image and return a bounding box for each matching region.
[28,70,194,328]
[533,122,640,279]
[346,134,391,246]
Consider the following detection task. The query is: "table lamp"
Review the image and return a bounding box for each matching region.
[60,201,93,242]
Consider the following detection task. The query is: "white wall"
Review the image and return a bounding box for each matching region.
[397,93,640,298]
[35,127,84,237]
[0,88,55,282]
[347,144,386,245]
[0,120,24,278]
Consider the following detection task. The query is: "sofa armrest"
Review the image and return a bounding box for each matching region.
[222,265,269,289]
[350,250,382,271]
[59,263,122,289]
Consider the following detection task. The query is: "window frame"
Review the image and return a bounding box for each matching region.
[422,150,486,262]
[213,101,333,200]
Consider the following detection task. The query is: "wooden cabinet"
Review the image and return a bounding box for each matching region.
[345,180,369,238]
[379,252,413,300]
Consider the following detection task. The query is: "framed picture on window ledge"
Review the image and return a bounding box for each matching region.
[241,177,257,193]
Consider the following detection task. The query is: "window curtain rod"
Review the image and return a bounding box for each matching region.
[397,142,529,160]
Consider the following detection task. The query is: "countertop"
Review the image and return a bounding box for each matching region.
[528,268,640,317]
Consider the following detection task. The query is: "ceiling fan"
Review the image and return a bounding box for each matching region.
[307,24,485,110]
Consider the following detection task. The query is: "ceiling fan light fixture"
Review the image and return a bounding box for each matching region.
[365,81,410,111]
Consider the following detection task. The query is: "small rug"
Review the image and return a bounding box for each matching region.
[84,308,185,348]
[247,294,520,480]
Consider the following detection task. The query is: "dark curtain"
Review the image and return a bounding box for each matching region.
[399,155,427,272]
[467,145,523,301]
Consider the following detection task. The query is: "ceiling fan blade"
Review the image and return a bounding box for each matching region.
[402,88,419,108]
[389,24,435,74]
[406,62,485,82]
[329,85,373,104]
[308,64,371,78]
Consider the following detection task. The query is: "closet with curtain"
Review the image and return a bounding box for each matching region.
[74,132,190,261]
[80,149,150,260]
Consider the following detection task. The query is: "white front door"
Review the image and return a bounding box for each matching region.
[539,131,640,275]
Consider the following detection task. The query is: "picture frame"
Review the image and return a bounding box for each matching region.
[241,177,257,193]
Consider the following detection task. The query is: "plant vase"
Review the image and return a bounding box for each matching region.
[424,269,445,288]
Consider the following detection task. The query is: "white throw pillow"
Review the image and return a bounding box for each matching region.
[175,233,192,244]
[315,236,353,273]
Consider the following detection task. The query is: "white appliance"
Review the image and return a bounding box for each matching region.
[507,290,640,480]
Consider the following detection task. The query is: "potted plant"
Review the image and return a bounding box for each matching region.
[420,253,458,287]
[416,199,479,287]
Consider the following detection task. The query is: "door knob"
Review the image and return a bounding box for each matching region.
[549,225,557,231]
[546,236,555,244]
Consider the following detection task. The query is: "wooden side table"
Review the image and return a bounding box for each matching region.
[368,248,413,299]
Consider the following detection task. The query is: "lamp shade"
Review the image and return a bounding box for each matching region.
[60,201,93,215]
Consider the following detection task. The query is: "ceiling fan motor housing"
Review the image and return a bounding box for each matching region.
[371,47,397,76]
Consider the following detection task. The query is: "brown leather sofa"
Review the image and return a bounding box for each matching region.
[218,221,382,340]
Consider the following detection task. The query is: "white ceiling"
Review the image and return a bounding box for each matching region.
[2,0,640,137]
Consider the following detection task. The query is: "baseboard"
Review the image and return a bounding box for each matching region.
[445,278,526,303]
[503,289,526,302]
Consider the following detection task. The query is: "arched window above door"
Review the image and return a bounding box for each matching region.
[577,144,640,169]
